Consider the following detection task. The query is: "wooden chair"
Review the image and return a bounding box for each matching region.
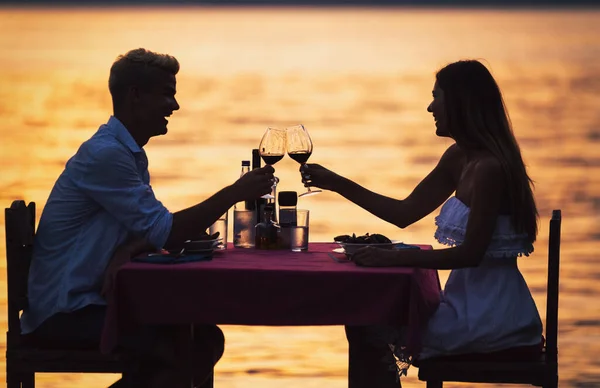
[5,200,130,388]
[417,209,561,388]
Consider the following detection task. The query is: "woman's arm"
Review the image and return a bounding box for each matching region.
[352,157,506,269]
[305,144,463,228]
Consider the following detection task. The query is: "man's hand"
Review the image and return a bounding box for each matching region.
[232,165,275,201]
[300,163,342,192]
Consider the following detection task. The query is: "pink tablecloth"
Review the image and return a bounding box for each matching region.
[101,243,440,354]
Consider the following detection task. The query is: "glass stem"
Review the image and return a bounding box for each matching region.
[302,163,311,191]
[272,176,279,197]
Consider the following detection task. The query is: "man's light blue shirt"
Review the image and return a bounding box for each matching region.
[21,116,173,334]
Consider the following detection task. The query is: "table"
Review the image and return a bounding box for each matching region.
[101,243,440,356]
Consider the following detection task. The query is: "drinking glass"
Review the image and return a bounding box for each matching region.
[290,209,310,252]
[259,127,286,199]
[209,211,228,250]
[286,124,321,197]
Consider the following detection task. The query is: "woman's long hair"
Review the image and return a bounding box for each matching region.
[436,60,538,243]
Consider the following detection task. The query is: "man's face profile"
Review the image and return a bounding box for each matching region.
[132,71,180,139]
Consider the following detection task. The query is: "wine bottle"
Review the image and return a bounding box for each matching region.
[233,161,256,248]
[252,149,267,224]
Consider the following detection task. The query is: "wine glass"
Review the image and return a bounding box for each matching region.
[259,127,286,199]
[286,124,322,197]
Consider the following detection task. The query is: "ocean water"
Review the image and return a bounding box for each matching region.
[0,6,599,387]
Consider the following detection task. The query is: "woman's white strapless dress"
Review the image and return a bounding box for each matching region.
[419,196,543,359]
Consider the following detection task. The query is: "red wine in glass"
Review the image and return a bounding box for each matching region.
[259,127,286,199]
[261,154,284,165]
[286,125,321,197]
[288,151,311,164]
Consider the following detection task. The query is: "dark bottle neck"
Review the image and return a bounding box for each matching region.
[262,210,273,222]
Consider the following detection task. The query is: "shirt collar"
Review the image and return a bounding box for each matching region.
[106,116,143,154]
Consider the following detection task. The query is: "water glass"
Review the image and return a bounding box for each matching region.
[209,211,228,250]
[233,209,256,248]
[290,209,309,252]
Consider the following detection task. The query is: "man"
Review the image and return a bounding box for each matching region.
[20,48,274,388]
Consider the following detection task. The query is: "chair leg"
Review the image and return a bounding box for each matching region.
[426,381,443,388]
[7,372,35,388]
[21,372,35,388]
[6,370,20,388]
[543,374,558,388]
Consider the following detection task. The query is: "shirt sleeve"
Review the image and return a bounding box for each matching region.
[67,143,173,249]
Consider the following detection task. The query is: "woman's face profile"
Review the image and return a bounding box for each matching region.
[427,81,450,138]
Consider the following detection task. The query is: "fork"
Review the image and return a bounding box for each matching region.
[148,247,186,258]
[327,252,352,263]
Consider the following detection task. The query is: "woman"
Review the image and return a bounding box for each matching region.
[302,60,543,387]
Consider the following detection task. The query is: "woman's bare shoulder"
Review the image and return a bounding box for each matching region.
[439,143,465,165]
[438,143,466,180]
[444,143,463,157]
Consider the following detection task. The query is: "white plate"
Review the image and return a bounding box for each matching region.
[184,238,221,251]
[335,240,402,255]
[186,238,221,243]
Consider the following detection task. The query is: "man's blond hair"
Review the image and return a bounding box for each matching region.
[108,48,179,104]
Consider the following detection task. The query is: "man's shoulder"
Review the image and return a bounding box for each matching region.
[74,130,134,166]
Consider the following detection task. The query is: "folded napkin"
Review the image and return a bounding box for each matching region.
[102,239,213,299]
[394,243,421,250]
[132,252,213,264]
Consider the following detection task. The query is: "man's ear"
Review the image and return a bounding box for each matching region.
[127,86,141,105]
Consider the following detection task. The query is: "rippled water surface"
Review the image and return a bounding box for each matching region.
[0,6,599,387]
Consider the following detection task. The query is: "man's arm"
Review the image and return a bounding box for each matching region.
[71,144,275,249]
[165,165,275,247]
[70,144,173,249]
[165,186,238,248]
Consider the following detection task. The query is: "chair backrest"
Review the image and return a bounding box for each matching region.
[545,209,561,364]
[4,200,36,346]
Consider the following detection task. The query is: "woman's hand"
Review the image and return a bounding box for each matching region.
[301,163,343,192]
[352,246,398,267]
